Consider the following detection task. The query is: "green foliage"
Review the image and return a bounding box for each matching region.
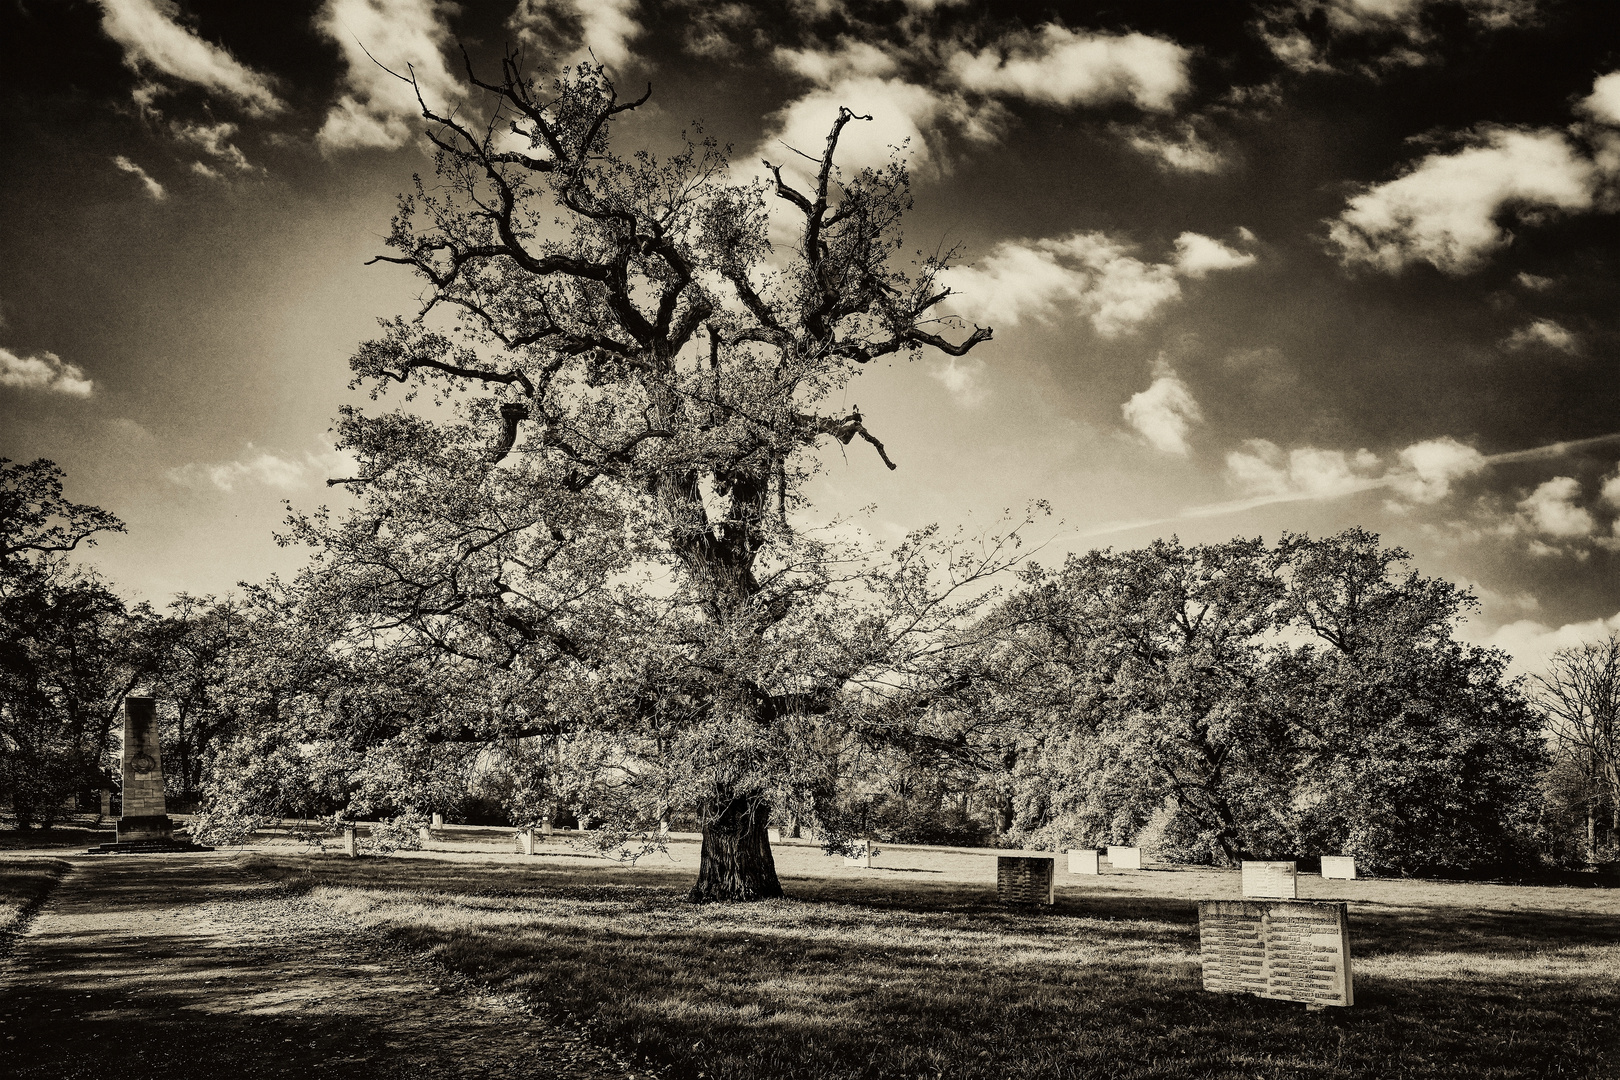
[974,529,1545,874]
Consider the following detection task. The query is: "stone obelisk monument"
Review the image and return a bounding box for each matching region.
[117,695,172,843]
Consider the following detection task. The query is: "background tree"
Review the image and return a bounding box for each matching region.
[0,459,142,826]
[1533,634,1620,861]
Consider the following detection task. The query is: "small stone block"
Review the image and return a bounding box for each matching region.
[1068,848,1100,874]
[515,829,534,855]
[1242,861,1298,899]
[541,820,554,835]
[343,827,358,858]
[767,828,782,843]
[418,826,432,846]
[431,813,444,827]
[1320,855,1357,880]
[997,856,1055,905]
[1106,845,1141,870]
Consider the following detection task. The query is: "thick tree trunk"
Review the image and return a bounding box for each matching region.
[688,794,783,902]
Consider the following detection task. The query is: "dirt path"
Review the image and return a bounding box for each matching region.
[0,854,639,1079]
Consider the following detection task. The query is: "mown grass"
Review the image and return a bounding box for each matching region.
[0,857,70,944]
[244,854,1619,1080]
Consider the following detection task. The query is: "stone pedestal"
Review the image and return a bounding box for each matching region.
[117,697,171,844]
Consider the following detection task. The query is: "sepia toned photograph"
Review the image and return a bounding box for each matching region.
[1,1,1617,1077]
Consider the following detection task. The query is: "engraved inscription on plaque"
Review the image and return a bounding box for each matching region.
[997,856,1056,905]
[1197,900,1353,1007]
[1068,848,1100,875]
[1320,855,1357,880]
[1242,860,1298,899]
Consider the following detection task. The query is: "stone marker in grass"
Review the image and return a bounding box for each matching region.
[418,825,432,846]
[767,827,782,844]
[1068,848,1100,874]
[515,829,534,855]
[997,856,1055,905]
[844,840,873,868]
[1198,899,1353,1008]
[431,812,444,828]
[1242,860,1298,899]
[343,826,358,858]
[1106,845,1141,870]
[542,819,553,836]
[1320,855,1357,880]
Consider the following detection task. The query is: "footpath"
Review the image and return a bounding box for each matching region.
[0,854,634,1079]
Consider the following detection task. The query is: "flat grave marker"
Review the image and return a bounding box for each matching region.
[1106,845,1141,870]
[343,826,358,858]
[767,828,782,843]
[1068,848,1100,874]
[1198,899,1353,1008]
[997,856,1055,905]
[1321,855,1357,880]
[515,829,535,855]
[431,812,444,828]
[418,825,432,846]
[1243,860,1298,899]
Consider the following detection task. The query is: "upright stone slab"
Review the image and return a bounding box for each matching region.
[767,827,782,844]
[515,828,535,855]
[117,696,171,843]
[1068,848,1100,874]
[418,825,432,846]
[1106,845,1141,870]
[431,812,444,828]
[1320,855,1357,880]
[1198,900,1353,1008]
[343,826,358,858]
[542,819,554,836]
[1242,861,1298,899]
[997,856,1055,905]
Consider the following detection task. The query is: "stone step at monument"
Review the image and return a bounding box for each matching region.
[86,838,214,855]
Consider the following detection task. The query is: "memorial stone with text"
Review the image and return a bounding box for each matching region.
[1198,900,1354,1007]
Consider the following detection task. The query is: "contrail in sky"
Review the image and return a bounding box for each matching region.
[1073,430,1620,541]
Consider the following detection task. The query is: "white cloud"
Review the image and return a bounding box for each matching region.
[1503,318,1578,353]
[945,230,1256,336]
[1328,127,1596,274]
[1514,271,1554,291]
[1578,71,1620,127]
[1259,1,1538,75]
[1122,362,1201,455]
[1172,231,1257,277]
[97,0,285,114]
[1225,439,1381,500]
[1600,468,1620,510]
[1478,611,1620,678]
[1385,436,1487,503]
[0,347,94,397]
[508,0,644,70]
[762,74,977,177]
[929,357,987,405]
[315,0,464,152]
[1126,124,1226,174]
[1517,476,1596,537]
[947,25,1191,113]
[113,155,166,200]
[167,444,348,492]
[170,120,254,172]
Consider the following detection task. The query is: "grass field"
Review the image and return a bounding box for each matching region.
[244,836,1620,1080]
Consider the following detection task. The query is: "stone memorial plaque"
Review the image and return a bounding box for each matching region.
[542,819,554,836]
[1242,860,1298,899]
[767,828,782,843]
[117,696,171,843]
[418,825,432,846]
[1106,845,1141,870]
[431,812,444,827]
[1320,855,1357,880]
[997,856,1055,905]
[515,829,534,855]
[1068,848,1100,874]
[1197,900,1353,1008]
[343,826,358,858]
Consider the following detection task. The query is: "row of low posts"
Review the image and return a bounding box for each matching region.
[996,848,1358,1010]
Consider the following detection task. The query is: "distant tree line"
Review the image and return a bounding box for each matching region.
[7,455,1617,879]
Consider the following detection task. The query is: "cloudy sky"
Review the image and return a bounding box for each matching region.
[3,0,1620,674]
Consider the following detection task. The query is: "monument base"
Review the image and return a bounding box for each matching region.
[116,814,174,843]
[87,838,214,854]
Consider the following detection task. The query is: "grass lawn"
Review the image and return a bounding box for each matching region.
[0,856,70,944]
[241,839,1620,1080]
